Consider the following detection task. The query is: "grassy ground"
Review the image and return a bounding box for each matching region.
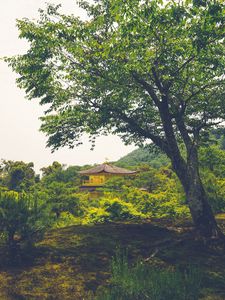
[0,218,225,300]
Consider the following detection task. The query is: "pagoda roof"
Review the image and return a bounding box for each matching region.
[79,163,137,175]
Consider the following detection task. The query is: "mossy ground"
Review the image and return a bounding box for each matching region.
[0,218,225,300]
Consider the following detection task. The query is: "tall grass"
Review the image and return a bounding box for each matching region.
[95,251,202,300]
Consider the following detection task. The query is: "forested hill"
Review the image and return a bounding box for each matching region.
[116,147,169,168]
[116,129,225,169]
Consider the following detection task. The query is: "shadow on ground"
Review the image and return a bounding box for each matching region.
[0,220,225,299]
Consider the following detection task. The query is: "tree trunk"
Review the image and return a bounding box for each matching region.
[182,171,221,238]
[150,92,222,239]
[8,230,15,248]
[7,230,18,262]
[173,147,222,239]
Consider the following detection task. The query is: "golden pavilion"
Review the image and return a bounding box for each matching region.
[79,163,136,192]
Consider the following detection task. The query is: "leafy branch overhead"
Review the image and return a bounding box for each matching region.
[7,0,225,152]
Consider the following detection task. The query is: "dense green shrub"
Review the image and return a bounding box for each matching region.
[199,145,225,213]
[83,185,189,224]
[100,177,129,192]
[85,207,111,224]
[118,187,189,219]
[200,145,225,177]
[84,197,144,224]
[98,166,190,220]
[102,197,144,220]
[133,165,172,192]
[53,212,83,228]
[202,172,225,213]
[95,252,202,300]
[0,191,52,252]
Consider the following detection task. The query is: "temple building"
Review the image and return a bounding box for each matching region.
[79,163,136,192]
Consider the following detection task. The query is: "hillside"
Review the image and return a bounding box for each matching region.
[1,219,225,299]
[116,147,169,168]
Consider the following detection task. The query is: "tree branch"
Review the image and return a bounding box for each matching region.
[175,115,193,151]
[131,72,161,107]
[151,66,165,94]
[172,55,195,76]
[118,112,171,155]
[185,79,225,104]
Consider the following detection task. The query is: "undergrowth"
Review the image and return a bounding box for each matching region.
[94,250,202,300]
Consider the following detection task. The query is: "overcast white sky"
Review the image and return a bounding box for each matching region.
[0,0,135,173]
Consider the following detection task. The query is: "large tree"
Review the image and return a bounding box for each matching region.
[0,160,38,192]
[8,0,225,238]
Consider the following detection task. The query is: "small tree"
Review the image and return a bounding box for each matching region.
[8,0,225,238]
[41,161,80,186]
[44,181,80,218]
[39,162,81,218]
[0,191,52,254]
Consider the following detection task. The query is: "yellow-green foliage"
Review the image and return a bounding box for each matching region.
[84,207,110,224]
[53,212,83,228]
[100,168,189,220]
[102,197,145,220]
[120,187,189,219]
[61,166,190,225]
[82,187,189,224]
[84,197,144,224]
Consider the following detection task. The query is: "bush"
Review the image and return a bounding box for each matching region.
[102,197,144,221]
[85,207,111,224]
[95,252,202,300]
[83,187,189,224]
[120,187,189,219]
[84,197,144,224]
[201,172,225,213]
[0,191,52,254]
[53,212,83,228]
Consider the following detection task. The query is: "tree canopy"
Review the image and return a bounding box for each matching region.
[0,160,38,192]
[8,0,225,152]
[7,0,225,237]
